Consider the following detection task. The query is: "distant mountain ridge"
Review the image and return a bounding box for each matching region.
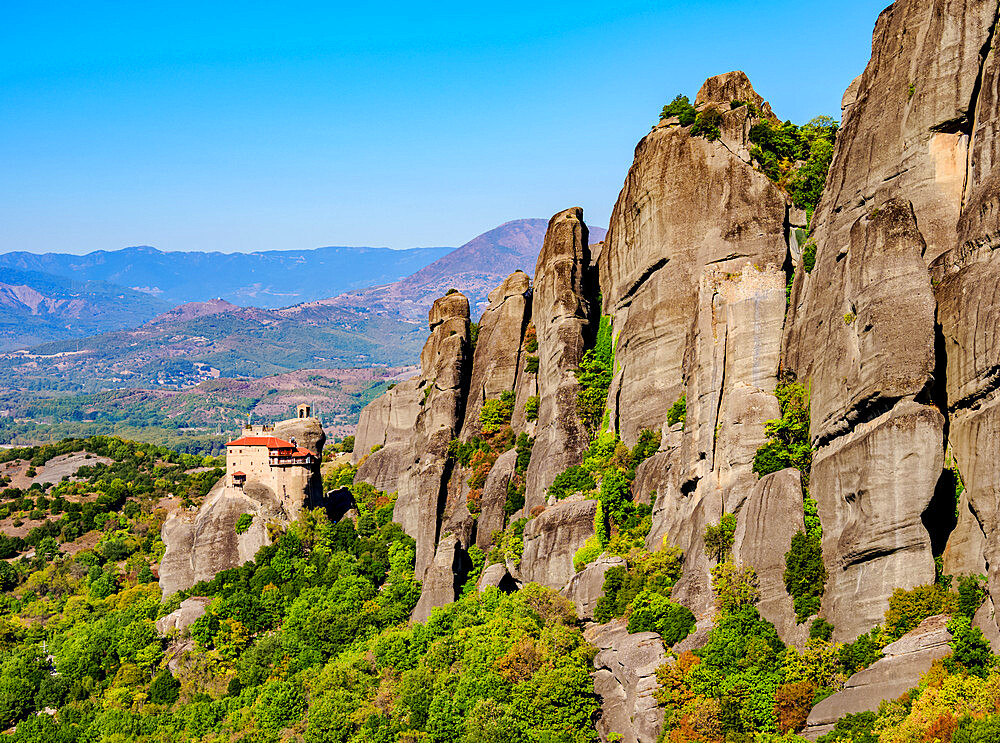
[306,218,607,320]
[0,243,452,309]
[0,268,169,351]
[0,218,596,391]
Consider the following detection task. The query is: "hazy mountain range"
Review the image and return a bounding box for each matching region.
[0,219,606,394]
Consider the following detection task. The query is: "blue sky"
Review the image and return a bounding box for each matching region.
[1,1,888,254]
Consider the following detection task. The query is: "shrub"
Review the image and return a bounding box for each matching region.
[752,381,812,481]
[802,240,817,273]
[573,535,602,572]
[666,394,686,427]
[883,583,958,642]
[958,574,988,618]
[525,396,540,421]
[235,513,253,535]
[547,465,594,500]
[660,94,698,126]
[576,315,614,438]
[630,429,661,467]
[810,617,834,641]
[774,680,816,734]
[946,614,994,676]
[525,355,539,374]
[710,561,760,613]
[784,530,826,622]
[626,590,695,646]
[690,107,723,141]
[480,391,516,434]
[703,513,736,563]
[817,711,878,743]
[148,670,180,705]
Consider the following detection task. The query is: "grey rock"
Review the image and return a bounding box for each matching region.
[814,402,944,641]
[562,554,625,621]
[586,619,667,743]
[803,615,953,740]
[155,597,212,637]
[461,271,531,438]
[477,448,517,551]
[523,208,595,511]
[478,562,519,593]
[734,468,809,647]
[412,534,465,623]
[520,496,597,589]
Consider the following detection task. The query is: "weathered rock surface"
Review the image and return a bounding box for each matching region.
[600,73,788,446]
[562,554,626,621]
[815,402,944,640]
[159,477,271,596]
[523,209,595,511]
[352,378,423,466]
[478,562,519,593]
[734,468,808,647]
[461,271,531,438]
[155,596,212,637]
[390,293,471,580]
[477,448,517,551]
[803,614,953,740]
[586,619,666,743]
[519,496,597,589]
[412,534,467,623]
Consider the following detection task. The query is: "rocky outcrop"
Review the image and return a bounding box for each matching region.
[519,496,597,589]
[352,379,423,468]
[599,72,788,446]
[587,620,667,743]
[562,554,625,621]
[477,448,517,551]
[155,597,211,637]
[781,1,1000,641]
[639,263,787,620]
[523,209,596,511]
[460,271,531,438]
[391,293,471,579]
[159,478,271,596]
[412,534,468,623]
[734,468,808,647]
[803,614,953,740]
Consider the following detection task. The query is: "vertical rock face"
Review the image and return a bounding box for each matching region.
[782,0,1000,640]
[936,1,1000,628]
[734,468,808,647]
[523,208,596,511]
[519,496,597,589]
[460,271,531,439]
[352,379,422,467]
[391,293,471,579]
[476,448,517,551]
[586,620,667,743]
[599,72,788,446]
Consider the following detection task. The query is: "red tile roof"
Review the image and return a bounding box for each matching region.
[226,435,296,449]
[232,471,246,477]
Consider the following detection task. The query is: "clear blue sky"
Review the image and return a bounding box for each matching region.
[1,1,888,254]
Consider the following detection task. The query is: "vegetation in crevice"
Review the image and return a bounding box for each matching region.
[666,394,687,427]
[749,116,839,216]
[575,315,615,439]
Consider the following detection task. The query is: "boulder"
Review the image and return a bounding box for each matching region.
[523,208,596,510]
[478,562,519,593]
[586,619,667,743]
[803,614,953,740]
[273,416,325,458]
[562,554,625,621]
[155,597,212,637]
[519,496,597,589]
